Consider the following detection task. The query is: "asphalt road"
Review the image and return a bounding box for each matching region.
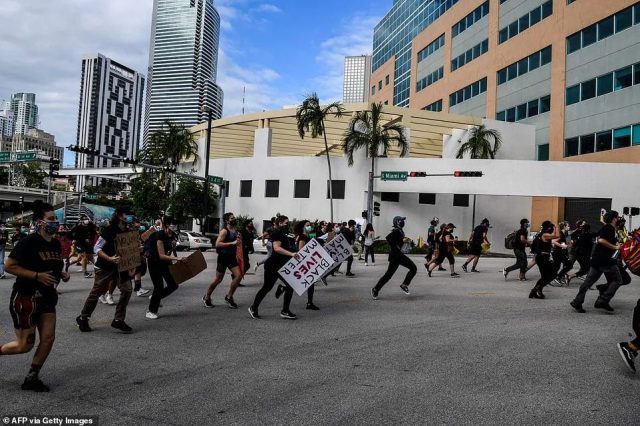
[0,252,638,425]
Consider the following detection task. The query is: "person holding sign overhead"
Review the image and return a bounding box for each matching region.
[76,207,134,333]
[248,215,297,320]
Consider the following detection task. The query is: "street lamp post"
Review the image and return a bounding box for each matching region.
[201,107,213,233]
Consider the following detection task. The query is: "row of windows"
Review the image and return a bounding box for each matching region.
[567,3,640,54]
[381,192,471,207]
[452,1,489,38]
[416,67,444,92]
[566,62,640,106]
[239,179,347,200]
[417,34,445,63]
[497,46,552,85]
[496,95,551,122]
[449,77,487,107]
[451,39,488,71]
[423,99,443,112]
[565,123,640,157]
[371,74,390,96]
[498,0,552,44]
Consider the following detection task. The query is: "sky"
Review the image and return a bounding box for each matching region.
[0,0,391,165]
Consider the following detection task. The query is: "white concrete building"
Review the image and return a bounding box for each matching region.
[343,55,372,103]
[187,105,640,253]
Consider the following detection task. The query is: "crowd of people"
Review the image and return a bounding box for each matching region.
[0,201,637,393]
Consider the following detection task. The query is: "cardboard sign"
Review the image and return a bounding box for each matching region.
[278,238,336,296]
[169,250,208,285]
[323,233,354,263]
[116,231,141,273]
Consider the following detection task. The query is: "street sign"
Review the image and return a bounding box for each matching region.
[208,175,224,185]
[85,194,97,200]
[16,152,37,162]
[0,151,10,163]
[381,171,408,181]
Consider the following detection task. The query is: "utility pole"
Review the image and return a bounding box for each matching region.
[201,106,213,233]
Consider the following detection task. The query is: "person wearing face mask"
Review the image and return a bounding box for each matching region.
[144,216,182,319]
[426,223,459,278]
[0,221,8,279]
[289,220,320,310]
[131,218,152,297]
[76,207,133,333]
[1,200,69,392]
[550,221,573,286]
[371,216,417,300]
[248,215,297,319]
[11,223,29,246]
[503,219,530,281]
[69,215,97,278]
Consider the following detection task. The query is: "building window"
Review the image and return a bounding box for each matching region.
[265,180,279,198]
[567,5,639,54]
[371,86,376,96]
[449,77,487,107]
[378,81,382,90]
[537,144,549,161]
[294,179,310,198]
[497,47,552,86]
[419,193,436,204]
[417,34,445,63]
[416,67,444,92]
[327,180,345,199]
[633,124,640,145]
[452,1,489,38]
[423,99,443,112]
[596,131,612,152]
[614,66,633,90]
[580,134,595,154]
[240,180,252,197]
[613,126,631,149]
[453,194,469,207]
[566,62,640,106]
[451,39,488,72]
[385,75,390,85]
[498,1,552,44]
[381,192,400,202]
[565,137,579,157]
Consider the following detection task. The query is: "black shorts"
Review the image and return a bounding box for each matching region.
[76,245,92,255]
[469,243,482,256]
[216,252,239,273]
[9,289,58,330]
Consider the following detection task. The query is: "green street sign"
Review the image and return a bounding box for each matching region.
[16,152,37,162]
[208,175,224,185]
[86,194,97,200]
[0,151,10,163]
[381,171,408,181]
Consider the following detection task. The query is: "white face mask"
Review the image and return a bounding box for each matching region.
[83,220,89,225]
[168,225,178,232]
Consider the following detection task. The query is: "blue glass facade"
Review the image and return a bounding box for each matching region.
[373,0,459,107]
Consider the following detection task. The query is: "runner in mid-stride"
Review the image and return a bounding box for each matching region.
[617,298,640,373]
[0,200,70,392]
[371,216,417,300]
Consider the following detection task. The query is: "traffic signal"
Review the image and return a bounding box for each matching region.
[19,196,24,205]
[373,201,380,216]
[624,207,630,215]
[631,207,640,216]
[67,145,100,156]
[49,158,60,177]
[454,171,483,177]
[408,171,427,177]
[362,210,367,219]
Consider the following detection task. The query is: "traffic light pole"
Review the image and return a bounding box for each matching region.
[367,170,374,224]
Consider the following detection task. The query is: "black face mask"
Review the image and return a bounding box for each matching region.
[229,219,237,226]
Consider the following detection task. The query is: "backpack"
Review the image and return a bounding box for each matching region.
[504,230,518,250]
[530,233,542,254]
[621,230,640,276]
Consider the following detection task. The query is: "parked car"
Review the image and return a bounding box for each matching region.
[253,237,268,254]
[177,231,212,251]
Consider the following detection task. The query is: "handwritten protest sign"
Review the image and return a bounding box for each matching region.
[323,233,354,263]
[169,250,208,285]
[278,238,335,296]
[116,231,141,272]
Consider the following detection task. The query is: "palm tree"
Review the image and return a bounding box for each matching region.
[342,102,408,222]
[455,124,502,159]
[296,93,345,222]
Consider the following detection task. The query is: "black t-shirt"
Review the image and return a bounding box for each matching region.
[386,228,404,254]
[573,229,595,257]
[591,224,618,267]
[472,225,487,245]
[342,228,356,245]
[297,234,310,249]
[267,228,294,268]
[514,227,528,251]
[148,230,175,265]
[94,225,121,271]
[9,233,63,295]
[439,231,452,252]
[72,224,96,247]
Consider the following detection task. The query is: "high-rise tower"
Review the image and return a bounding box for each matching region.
[144,0,224,144]
[9,93,39,135]
[343,55,372,104]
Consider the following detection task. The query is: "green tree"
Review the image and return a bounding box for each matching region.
[14,163,47,189]
[455,125,502,159]
[129,173,168,219]
[167,177,217,224]
[296,93,344,223]
[342,102,408,222]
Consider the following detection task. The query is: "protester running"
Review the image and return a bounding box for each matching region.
[529,221,560,299]
[503,219,530,281]
[427,223,459,278]
[462,218,490,273]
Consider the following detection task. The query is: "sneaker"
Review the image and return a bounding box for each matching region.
[0,273,6,279]
[519,277,528,281]
[400,284,410,295]
[438,267,446,271]
[596,284,608,296]
[617,342,637,373]
[111,320,133,333]
[202,296,214,308]
[280,310,297,320]
[106,294,115,305]
[570,301,586,313]
[365,263,368,266]
[502,269,508,281]
[145,311,158,319]
[275,284,284,299]
[75,315,92,332]
[306,303,320,310]
[21,376,50,392]
[427,268,432,278]
[346,272,355,277]
[549,279,561,287]
[371,287,378,300]
[334,270,343,275]
[98,295,108,304]
[225,295,238,309]
[471,269,480,273]
[371,263,375,266]
[84,272,93,279]
[136,289,150,297]
[594,300,614,312]
[248,306,260,319]
[451,272,460,278]
[461,264,468,273]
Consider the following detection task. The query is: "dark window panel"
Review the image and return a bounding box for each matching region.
[453,194,469,207]
[240,180,252,197]
[528,99,539,117]
[614,66,633,90]
[582,24,597,47]
[327,180,345,199]
[597,73,613,96]
[516,103,527,121]
[419,193,436,205]
[265,180,279,198]
[598,16,614,40]
[565,137,579,157]
[566,85,580,105]
[596,131,612,151]
[580,134,595,154]
[615,7,633,32]
[540,95,551,113]
[613,126,631,149]
[294,179,310,198]
[381,192,400,202]
[581,79,596,101]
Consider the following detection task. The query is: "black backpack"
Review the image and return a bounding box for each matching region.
[530,233,542,254]
[504,230,518,250]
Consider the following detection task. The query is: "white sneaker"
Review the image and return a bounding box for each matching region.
[98,295,108,304]
[371,263,375,266]
[365,263,369,266]
[106,294,115,305]
[136,289,150,297]
[145,312,158,319]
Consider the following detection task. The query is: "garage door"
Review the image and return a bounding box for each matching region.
[564,198,611,228]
